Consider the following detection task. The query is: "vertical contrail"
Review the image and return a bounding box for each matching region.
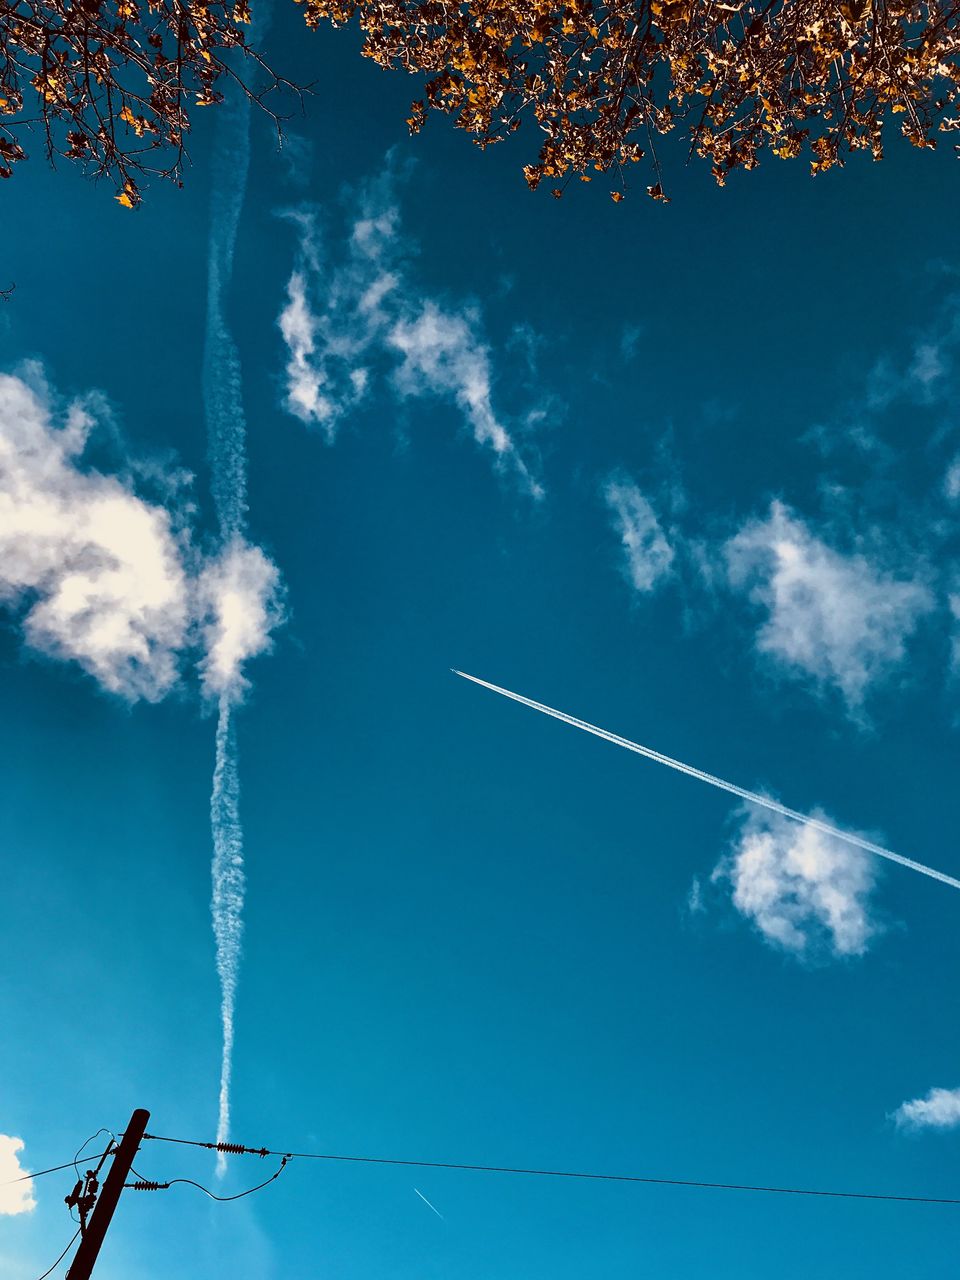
[453,670,960,892]
[203,54,255,1175]
[204,79,250,546]
[210,694,243,1171]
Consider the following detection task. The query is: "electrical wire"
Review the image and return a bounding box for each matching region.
[126,1158,288,1201]
[141,1133,960,1207]
[0,1151,114,1188]
[31,1228,80,1280]
[73,1130,114,1182]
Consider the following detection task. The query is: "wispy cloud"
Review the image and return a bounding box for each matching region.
[0,1136,35,1215]
[389,300,542,495]
[950,592,960,673]
[686,875,706,916]
[865,324,955,414]
[725,501,933,711]
[893,1086,960,1132]
[807,286,960,454]
[276,203,386,441]
[277,180,544,496]
[711,807,880,959]
[603,475,675,593]
[620,323,643,362]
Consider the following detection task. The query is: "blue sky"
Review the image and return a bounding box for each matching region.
[3,8,960,1278]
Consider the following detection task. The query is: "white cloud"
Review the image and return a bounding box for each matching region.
[711,808,880,959]
[893,1086,960,1132]
[603,477,674,593]
[0,369,282,704]
[197,539,283,704]
[278,269,330,428]
[725,501,933,709]
[945,457,960,501]
[0,1136,35,1215]
[277,187,543,496]
[0,371,190,701]
[280,264,373,435]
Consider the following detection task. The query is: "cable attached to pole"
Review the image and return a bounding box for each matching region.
[126,1157,288,1201]
[142,1132,960,1207]
[31,1229,81,1280]
[1,1151,115,1189]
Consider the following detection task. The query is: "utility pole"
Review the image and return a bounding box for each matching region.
[66,1108,150,1280]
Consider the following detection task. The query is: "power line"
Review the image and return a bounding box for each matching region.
[73,1132,115,1184]
[32,1228,80,1280]
[126,1158,288,1201]
[1,1152,113,1188]
[141,1133,960,1207]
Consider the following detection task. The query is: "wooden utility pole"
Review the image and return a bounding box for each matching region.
[66,1108,150,1280]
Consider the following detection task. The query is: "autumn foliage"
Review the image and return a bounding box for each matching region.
[299,0,960,198]
[0,0,292,202]
[2,0,960,201]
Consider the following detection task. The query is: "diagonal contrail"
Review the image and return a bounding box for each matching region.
[414,1187,445,1219]
[453,670,960,892]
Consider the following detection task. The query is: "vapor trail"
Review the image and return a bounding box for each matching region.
[453,671,960,892]
[210,695,244,1172]
[414,1187,445,1219]
[203,80,251,545]
[203,56,255,1173]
